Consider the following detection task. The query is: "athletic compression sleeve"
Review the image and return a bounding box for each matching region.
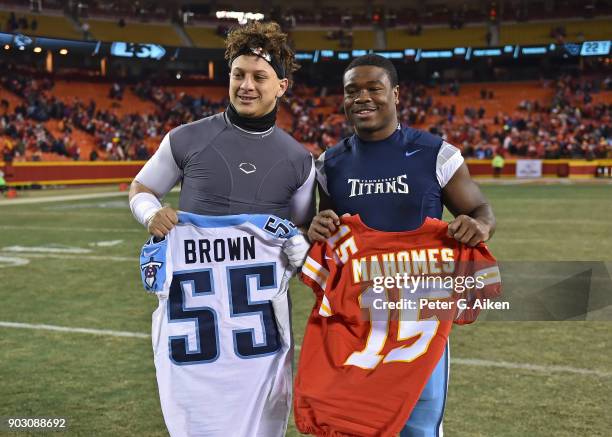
[134,133,182,197]
[129,192,162,226]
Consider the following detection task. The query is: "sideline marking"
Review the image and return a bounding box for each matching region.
[0,252,133,262]
[0,256,30,268]
[2,245,92,254]
[451,358,612,378]
[0,321,149,339]
[0,225,141,233]
[0,321,609,378]
[89,240,124,247]
[0,187,179,207]
[0,191,128,206]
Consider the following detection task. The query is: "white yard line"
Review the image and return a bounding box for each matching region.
[2,246,93,254]
[0,187,179,206]
[0,225,141,233]
[0,191,128,206]
[451,358,612,378]
[0,321,149,339]
[0,252,133,262]
[2,211,130,217]
[500,218,612,225]
[0,320,609,377]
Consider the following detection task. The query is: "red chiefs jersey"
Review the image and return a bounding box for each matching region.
[294,215,501,437]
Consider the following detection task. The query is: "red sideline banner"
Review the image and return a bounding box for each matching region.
[1,159,611,186]
[466,159,612,179]
[0,161,145,186]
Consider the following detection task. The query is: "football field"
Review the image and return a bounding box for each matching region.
[0,183,611,436]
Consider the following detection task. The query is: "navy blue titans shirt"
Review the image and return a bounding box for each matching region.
[317,126,464,232]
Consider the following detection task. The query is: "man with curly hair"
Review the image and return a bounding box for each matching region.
[128,21,314,437]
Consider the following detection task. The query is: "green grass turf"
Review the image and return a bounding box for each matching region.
[0,184,610,436]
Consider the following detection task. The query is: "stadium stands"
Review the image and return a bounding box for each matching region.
[287,77,612,159]
[499,18,612,45]
[0,5,609,51]
[0,2,610,163]
[83,19,183,46]
[0,10,81,40]
[385,18,612,50]
[386,26,488,50]
[288,29,376,50]
[0,69,235,162]
[184,26,225,49]
[1,72,610,163]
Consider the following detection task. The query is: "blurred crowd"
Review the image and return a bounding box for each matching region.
[0,69,227,162]
[0,75,79,161]
[3,11,37,33]
[432,75,611,159]
[289,75,611,160]
[132,81,228,129]
[1,69,610,163]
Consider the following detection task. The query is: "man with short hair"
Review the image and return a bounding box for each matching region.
[307,54,496,437]
[129,21,314,437]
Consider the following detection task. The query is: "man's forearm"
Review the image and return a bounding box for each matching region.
[129,180,159,200]
[129,180,162,226]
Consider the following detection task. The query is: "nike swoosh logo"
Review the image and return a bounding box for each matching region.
[405,149,422,157]
[143,247,160,257]
[324,255,333,261]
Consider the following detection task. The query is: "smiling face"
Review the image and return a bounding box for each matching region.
[343,65,399,141]
[229,54,288,118]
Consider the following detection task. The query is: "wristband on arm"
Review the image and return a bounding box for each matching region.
[129,192,162,227]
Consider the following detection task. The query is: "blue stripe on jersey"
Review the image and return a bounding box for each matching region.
[178,212,252,228]
[324,126,444,232]
[178,212,299,239]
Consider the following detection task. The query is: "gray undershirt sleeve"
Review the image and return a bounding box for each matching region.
[134,134,182,198]
[289,157,316,226]
[314,151,329,195]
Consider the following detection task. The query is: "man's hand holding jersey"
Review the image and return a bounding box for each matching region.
[129,189,179,239]
[307,209,348,242]
[147,207,178,239]
[447,215,491,247]
[283,233,311,269]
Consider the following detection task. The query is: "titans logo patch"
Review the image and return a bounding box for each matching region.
[141,258,163,289]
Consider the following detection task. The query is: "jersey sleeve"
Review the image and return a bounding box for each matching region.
[454,243,502,325]
[139,235,173,297]
[301,241,338,318]
[436,141,464,188]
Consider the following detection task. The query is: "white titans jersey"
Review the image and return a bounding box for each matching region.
[139,212,300,437]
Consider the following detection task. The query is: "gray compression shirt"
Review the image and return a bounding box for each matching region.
[135,112,316,226]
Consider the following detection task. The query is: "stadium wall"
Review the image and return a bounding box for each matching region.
[1,160,612,186]
[0,161,141,186]
[465,159,612,179]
